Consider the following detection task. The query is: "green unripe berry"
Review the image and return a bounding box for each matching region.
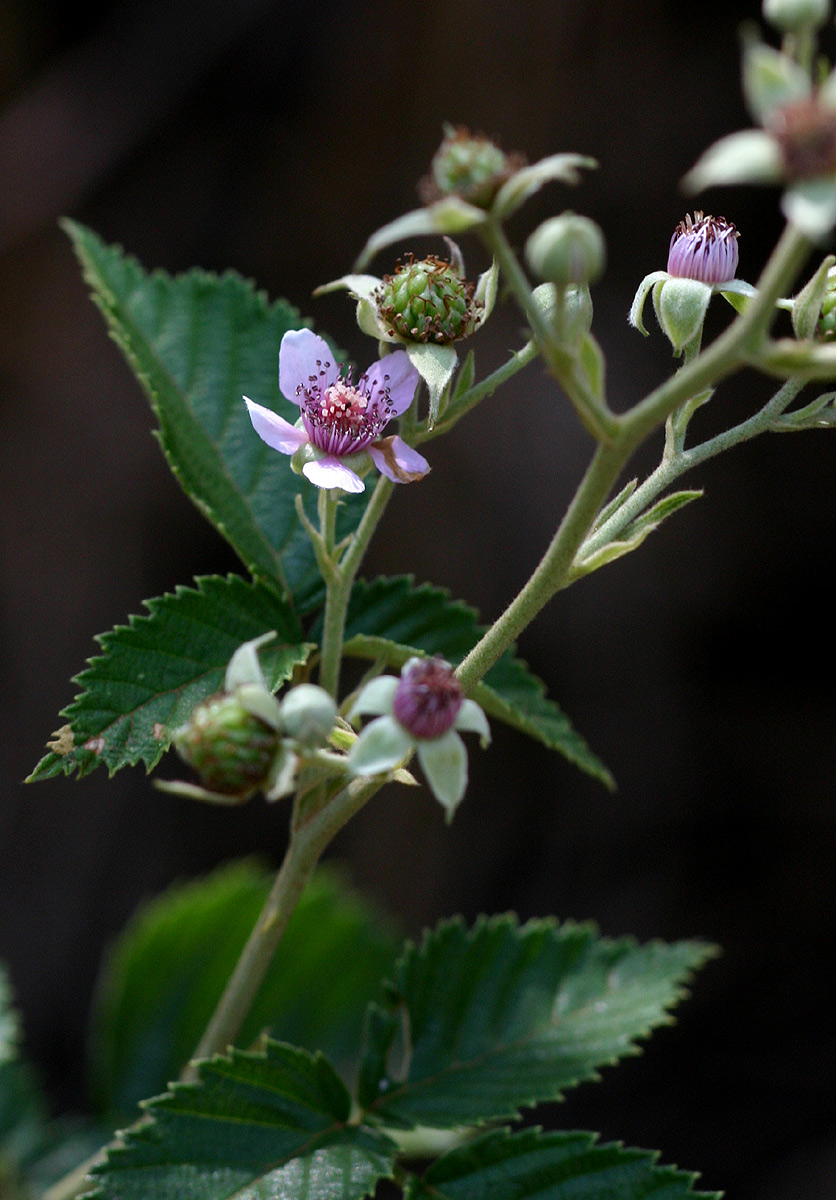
[173,692,280,797]
[419,125,523,208]
[525,213,606,288]
[376,256,480,343]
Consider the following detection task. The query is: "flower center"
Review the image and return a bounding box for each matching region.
[297,362,394,457]
[393,657,464,740]
[667,212,739,285]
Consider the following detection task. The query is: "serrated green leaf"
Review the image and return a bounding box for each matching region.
[90,864,398,1120]
[28,575,310,781]
[358,915,714,1128]
[335,576,613,788]
[64,221,368,611]
[86,1042,395,1200]
[405,1126,720,1200]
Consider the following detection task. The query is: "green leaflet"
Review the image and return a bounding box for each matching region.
[358,915,715,1128]
[405,1127,720,1200]
[86,1042,395,1200]
[90,864,399,1120]
[336,576,614,788]
[27,575,311,781]
[64,221,367,612]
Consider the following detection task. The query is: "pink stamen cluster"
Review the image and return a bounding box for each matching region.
[393,657,464,740]
[297,361,395,457]
[667,212,739,285]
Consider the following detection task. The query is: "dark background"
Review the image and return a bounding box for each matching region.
[2,1,835,1197]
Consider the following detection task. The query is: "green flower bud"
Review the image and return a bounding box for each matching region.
[763,0,830,32]
[280,684,338,746]
[653,277,712,355]
[524,213,606,288]
[173,692,281,799]
[375,255,481,344]
[419,125,524,209]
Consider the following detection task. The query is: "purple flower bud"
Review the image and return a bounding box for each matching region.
[666,212,739,285]
[392,657,464,740]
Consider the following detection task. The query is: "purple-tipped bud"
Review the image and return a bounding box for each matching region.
[392,657,464,740]
[667,212,739,285]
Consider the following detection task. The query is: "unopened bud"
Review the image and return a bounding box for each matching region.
[375,256,481,343]
[763,0,830,31]
[280,684,338,746]
[525,213,606,288]
[667,213,739,285]
[173,692,281,798]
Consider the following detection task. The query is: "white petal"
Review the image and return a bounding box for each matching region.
[279,329,340,404]
[349,676,400,719]
[781,180,836,240]
[354,198,486,271]
[682,130,783,192]
[454,699,491,747]
[224,631,275,691]
[417,730,468,822]
[245,398,308,454]
[492,154,597,220]
[313,273,381,302]
[302,456,365,493]
[348,715,414,776]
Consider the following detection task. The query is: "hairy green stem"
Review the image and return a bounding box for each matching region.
[480,218,619,441]
[581,377,806,560]
[456,223,811,689]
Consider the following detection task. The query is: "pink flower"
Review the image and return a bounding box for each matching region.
[244,329,429,493]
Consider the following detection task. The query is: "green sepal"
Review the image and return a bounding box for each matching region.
[653,278,712,356]
[405,342,459,429]
[792,255,836,338]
